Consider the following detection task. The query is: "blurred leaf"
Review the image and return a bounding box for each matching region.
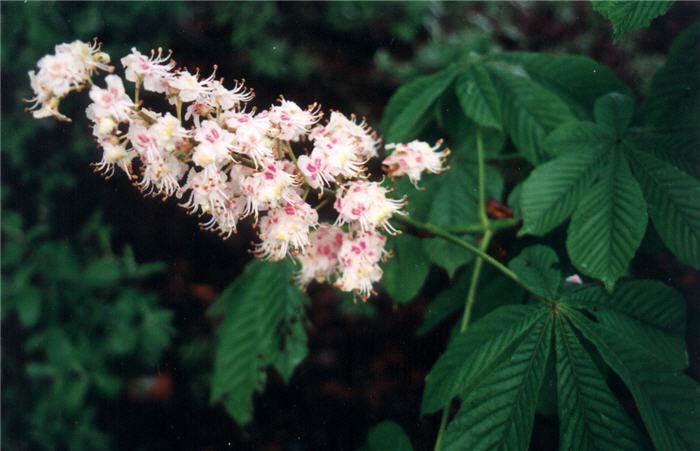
[382,234,430,303]
[592,1,674,40]
[366,420,413,451]
[381,66,459,143]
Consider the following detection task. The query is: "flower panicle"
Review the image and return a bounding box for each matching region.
[26,39,449,299]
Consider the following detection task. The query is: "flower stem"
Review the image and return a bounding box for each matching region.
[443,218,517,235]
[397,215,524,291]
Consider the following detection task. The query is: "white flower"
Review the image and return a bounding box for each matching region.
[296,224,347,286]
[268,99,321,141]
[168,69,213,103]
[179,166,245,237]
[92,141,137,178]
[192,120,235,167]
[151,113,189,152]
[383,140,449,187]
[228,111,275,165]
[335,230,387,298]
[334,181,405,233]
[120,47,175,93]
[138,151,188,197]
[208,79,253,111]
[86,75,134,122]
[240,161,299,217]
[255,200,319,260]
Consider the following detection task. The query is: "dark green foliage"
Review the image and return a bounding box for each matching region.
[209,260,309,425]
[593,1,674,40]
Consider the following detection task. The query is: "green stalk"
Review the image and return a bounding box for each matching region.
[460,230,493,332]
[476,126,489,228]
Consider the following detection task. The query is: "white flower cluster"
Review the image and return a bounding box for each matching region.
[26,40,113,121]
[27,40,449,299]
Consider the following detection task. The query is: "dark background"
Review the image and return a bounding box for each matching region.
[2,2,699,450]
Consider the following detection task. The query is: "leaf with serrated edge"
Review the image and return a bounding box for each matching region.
[508,245,561,299]
[520,121,613,236]
[210,260,308,425]
[567,149,647,290]
[555,316,645,450]
[485,62,576,164]
[455,63,502,130]
[566,308,700,450]
[630,148,700,267]
[421,304,547,414]
[593,1,674,40]
[442,313,552,451]
[381,67,458,143]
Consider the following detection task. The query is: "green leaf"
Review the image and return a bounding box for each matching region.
[645,23,699,125]
[421,305,547,414]
[422,158,485,276]
[381,66,458,143]
[210,260,309,425]
[643,23,699,159]
[486,62,576,164]
[497,52,630,119]
[554,316,645,450]
[422,237,474,279]
[630,148,700,267]
[17,286,41,327]
[593,1,674,40]
[382,234,430,303]
[520,123,612,235]
[417,267,524,337]
[567,309,700,450]
[508,245,561,299]
[272,318,308,384]
[455,63,502,130]
[442,313,552,451]
[366,420,413,451]
[567,149,647,290]
[417,270,469,336]
[594,92,634,137]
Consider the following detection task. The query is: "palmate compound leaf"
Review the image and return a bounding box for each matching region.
[441,310,553,451]
[592,1,674,41]
[209,259,309,425]
[423,245,695,449]
[380,66,459,143]
[629,147,700,268]
[521,92,657,288]
[421,304,548,414]
[554,316,646,450]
